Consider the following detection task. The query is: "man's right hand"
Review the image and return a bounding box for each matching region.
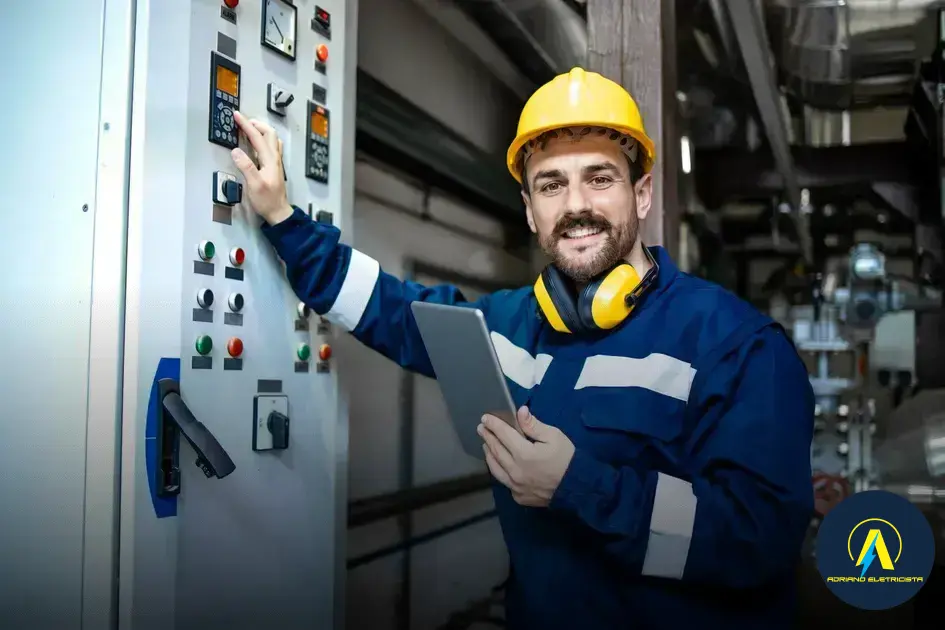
[231,111,294,225]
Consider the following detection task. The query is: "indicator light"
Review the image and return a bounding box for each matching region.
[297,343,311,361]
[228,292,245,312]
[318,344,331,361]
[198,240,215,261]
[297,302,310,319]
[229,247,245,266]
[195,335,213,355]
[197,289,214,308]
[316,44,329,63]
[227,337,244,358]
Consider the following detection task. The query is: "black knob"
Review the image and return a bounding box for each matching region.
[223,179,243,204]
[267,411,290,450]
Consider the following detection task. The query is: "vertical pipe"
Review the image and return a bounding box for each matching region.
[397,260,418,630]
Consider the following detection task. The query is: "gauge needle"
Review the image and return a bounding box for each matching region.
[270,17,284,42]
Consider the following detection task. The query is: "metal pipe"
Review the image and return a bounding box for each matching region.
[348,472,493,528]
[347,509,498,569]
[724,0,813,264]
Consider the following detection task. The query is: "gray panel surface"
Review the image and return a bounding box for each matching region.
[115,2,355,629]
[172,1,351,628]
[0,1,106,627]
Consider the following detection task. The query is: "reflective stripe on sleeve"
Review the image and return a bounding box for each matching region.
[325,249,380,331]
[641,472,697,580]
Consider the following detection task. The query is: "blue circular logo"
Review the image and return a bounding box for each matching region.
[816,489,935,610]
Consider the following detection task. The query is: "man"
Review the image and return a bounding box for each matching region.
[230,68,815,629]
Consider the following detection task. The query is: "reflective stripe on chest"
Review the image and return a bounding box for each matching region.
[490,332,696,402]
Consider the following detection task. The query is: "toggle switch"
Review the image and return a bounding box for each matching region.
[228,292,245,312]
[267,83,295,117]
[198,240,216,261]
[318,344,331,361]
[227,337,244,358]
[213,172,242,206]
[229,247,245,267]
[197,288,214,308]
[297,302,310,319]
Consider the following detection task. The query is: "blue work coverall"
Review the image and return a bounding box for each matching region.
[262,207,815,629]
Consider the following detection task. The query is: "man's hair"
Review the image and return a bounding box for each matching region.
[521,152,644,197]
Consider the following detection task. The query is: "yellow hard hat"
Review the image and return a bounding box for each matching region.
[506,67,656,184]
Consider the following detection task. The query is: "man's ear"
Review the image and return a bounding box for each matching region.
[522,190,537,234]
[634,173,653,221]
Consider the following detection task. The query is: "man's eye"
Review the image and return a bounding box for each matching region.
[590,176,611,185]
[541,182,562,193]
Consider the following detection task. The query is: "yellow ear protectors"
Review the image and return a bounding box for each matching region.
[533,248,659,334]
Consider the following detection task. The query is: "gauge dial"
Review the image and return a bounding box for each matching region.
[261,0,297,60]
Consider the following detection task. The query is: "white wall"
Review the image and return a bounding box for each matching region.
[342,1,530,627]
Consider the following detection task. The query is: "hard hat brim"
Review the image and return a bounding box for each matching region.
[506,123,657,184]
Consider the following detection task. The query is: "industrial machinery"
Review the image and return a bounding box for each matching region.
[0,1,356,629]
[789,240,945,550]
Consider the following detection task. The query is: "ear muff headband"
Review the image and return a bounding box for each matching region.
[535,247,660,334]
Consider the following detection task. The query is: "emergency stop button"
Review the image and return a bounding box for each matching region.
[316,44,328,63]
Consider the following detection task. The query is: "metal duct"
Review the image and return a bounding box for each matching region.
[455,0,587,85]
[765,0,940,110]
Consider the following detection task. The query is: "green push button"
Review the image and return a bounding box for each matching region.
[198,240,216,261]
[195,335,213,355]
[297,343,311,361]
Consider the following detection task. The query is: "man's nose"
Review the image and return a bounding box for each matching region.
[565,184,590,214]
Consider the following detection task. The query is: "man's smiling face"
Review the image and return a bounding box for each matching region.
[522,133,652,284]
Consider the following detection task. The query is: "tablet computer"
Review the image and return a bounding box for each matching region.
[410,301,518,460]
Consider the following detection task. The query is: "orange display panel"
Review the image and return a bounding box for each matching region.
[216,66,239,97]
[311,109,328,138]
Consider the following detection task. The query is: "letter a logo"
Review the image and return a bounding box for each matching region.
[854,529,895,577]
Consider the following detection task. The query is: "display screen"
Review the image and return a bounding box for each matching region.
[311,109,328,138]
[216,66,239,97]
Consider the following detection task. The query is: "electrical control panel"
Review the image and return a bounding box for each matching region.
[117,1,354,629]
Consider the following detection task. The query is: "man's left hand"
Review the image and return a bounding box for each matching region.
[478,406,575,507]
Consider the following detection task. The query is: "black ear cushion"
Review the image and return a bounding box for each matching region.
[542,266,583,333]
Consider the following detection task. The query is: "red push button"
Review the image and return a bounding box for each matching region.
[318,344,331,361]
[224,0,239,8]
[229,247,245,266]
[316,44,329,63]
[227,337,244,358]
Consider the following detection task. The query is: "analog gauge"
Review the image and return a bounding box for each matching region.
[261,0,297,61]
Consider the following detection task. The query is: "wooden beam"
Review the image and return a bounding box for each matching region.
[587,0,680,259]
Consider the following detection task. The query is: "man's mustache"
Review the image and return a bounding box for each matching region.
[553,212,612,238]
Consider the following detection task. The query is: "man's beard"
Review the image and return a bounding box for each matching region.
[539,210,638,284]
